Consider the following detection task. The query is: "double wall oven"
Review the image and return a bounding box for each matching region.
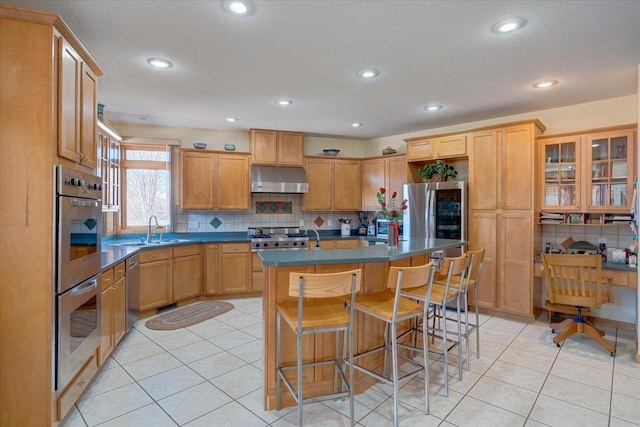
[55,165,103,391]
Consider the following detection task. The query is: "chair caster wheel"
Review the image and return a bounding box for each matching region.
[551,329,555,333]
[610,352,615,357]
[556,343,560,348]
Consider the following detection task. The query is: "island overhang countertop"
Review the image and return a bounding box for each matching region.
[258,238,467,266]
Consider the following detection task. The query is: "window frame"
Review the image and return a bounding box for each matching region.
[119,143,173,233]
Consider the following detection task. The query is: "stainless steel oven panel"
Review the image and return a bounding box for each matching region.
[57,274,101,391]
[57,196,102,293]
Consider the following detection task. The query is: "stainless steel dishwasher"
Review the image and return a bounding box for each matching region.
[125,254,140,331]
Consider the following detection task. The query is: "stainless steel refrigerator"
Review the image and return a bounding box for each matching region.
[403,181,467,257]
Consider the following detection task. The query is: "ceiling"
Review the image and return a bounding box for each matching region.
[3,0,640,139]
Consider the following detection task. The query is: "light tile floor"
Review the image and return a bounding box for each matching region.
[62,297,640,426]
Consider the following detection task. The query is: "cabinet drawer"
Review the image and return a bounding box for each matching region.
[609,271,629,287]
[139,247,172,263]
[101,268,114,292]
[222,243,249,254]
[437,135,467,157]
[173,244,201,258]
[113,261,125,281]
[56,353,98,422]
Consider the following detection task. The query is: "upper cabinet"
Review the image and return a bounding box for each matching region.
[250,129,304,166]
[97,121,121,211]
[303,157,361,211]
[179,149,250,210]
[405,134,467,162]
[58,35,99,169]
[361,155,407,211]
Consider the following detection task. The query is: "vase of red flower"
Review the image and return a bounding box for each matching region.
[375,187,407,247]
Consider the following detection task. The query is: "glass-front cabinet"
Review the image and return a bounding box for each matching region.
[586,131,634,212]
[540,136,580,211]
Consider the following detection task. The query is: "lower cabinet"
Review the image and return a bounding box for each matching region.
[99,261,126,365]
[172,245,202,301]
[204,244,221,295]
[221,243,251,294]
[252,252,264,292]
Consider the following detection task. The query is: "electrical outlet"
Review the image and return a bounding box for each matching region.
[299,219,304,227]
[598,237,606,244]
[188,221,198,229]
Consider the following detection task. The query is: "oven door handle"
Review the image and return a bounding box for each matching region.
[70,199,100,208]
[70,278,98,296]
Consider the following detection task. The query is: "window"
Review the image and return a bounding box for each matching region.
[120,144,172,232]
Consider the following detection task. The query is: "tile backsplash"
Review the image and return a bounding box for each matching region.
[541,223,635,253]
[175,193,375,233]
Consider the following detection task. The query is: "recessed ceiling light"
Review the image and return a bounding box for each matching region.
[351,123,362,128]
[276,99,293,106]
[424,105,443,112]
[532,80,559,89]
[222,0,253,16]
[491,17,527,34]
[138,116,149,121]
[146,57,173,69]
[357,69,379,79]
[225,117,238,122]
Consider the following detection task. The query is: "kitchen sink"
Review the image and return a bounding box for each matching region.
[109,238,193,247]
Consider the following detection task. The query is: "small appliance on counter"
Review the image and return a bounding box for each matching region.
[339,218,351,236]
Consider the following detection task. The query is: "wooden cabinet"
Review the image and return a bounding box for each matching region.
[99,261,126,365]
[468,121,545,320]
[97,121,121,211]
[250,129,304,166]
[361,155,407,211]
[179,149,250,210]
[139,248,172,311]
[252,252,264,292]
[537,127,636,223]
[405,134,467,162]
[221,243,251,294]
[303,157,361,211]
[58,36,98,169]
[204,244,221,295]
[172,245,202,301]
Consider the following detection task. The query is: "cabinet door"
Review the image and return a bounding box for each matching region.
[468,212,497,309]
[499,213,533,315]
[180,151,216,209]
[303,158,333,210]
[99,286,114,365]
[406,139,435,161]
[469,131,498,210]
[361,158,385,211]
[113,276,127,344]
[173,254,202,301]
[277,131,304,166]
[250,129,277,165]
[584,130,634,212]
[334,239,362,249]
[79,64,97,169]
[437,134,467,158]
[218,153,250,210]
[252,252,264,292]
[58,37,81,163]
[139,259,171,311]
[221,252,251,294]
[539,136,580,211]
[500,125,533,210]
[386,156,407,196]
[204,244,221,295]
[333,160,361,210]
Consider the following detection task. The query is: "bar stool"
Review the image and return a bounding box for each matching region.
[348,262,437,427]
[276,269,361,426]
[432,249,485,368]
[405,253,468,396]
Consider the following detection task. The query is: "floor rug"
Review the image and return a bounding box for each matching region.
[145,301,234,330]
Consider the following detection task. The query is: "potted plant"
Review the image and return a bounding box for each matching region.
[418,159,457,182]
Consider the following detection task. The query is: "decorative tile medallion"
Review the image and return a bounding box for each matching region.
[255,201,292,214]
[209,217,222,229]
[84,218,97,230]
[314,217,325,227]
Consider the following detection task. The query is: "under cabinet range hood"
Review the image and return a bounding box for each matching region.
[251,165,309,193]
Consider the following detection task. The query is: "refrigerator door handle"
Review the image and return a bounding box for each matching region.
[428,189,436,238]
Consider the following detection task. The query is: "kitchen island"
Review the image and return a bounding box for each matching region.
[258,238,466,410]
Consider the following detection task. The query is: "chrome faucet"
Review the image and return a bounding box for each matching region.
[306,227,321,249]
[147,215,159,243]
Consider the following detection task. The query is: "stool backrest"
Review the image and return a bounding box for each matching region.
[390,262,437,320]
[465,248,485,288]
[289,269,362,298]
